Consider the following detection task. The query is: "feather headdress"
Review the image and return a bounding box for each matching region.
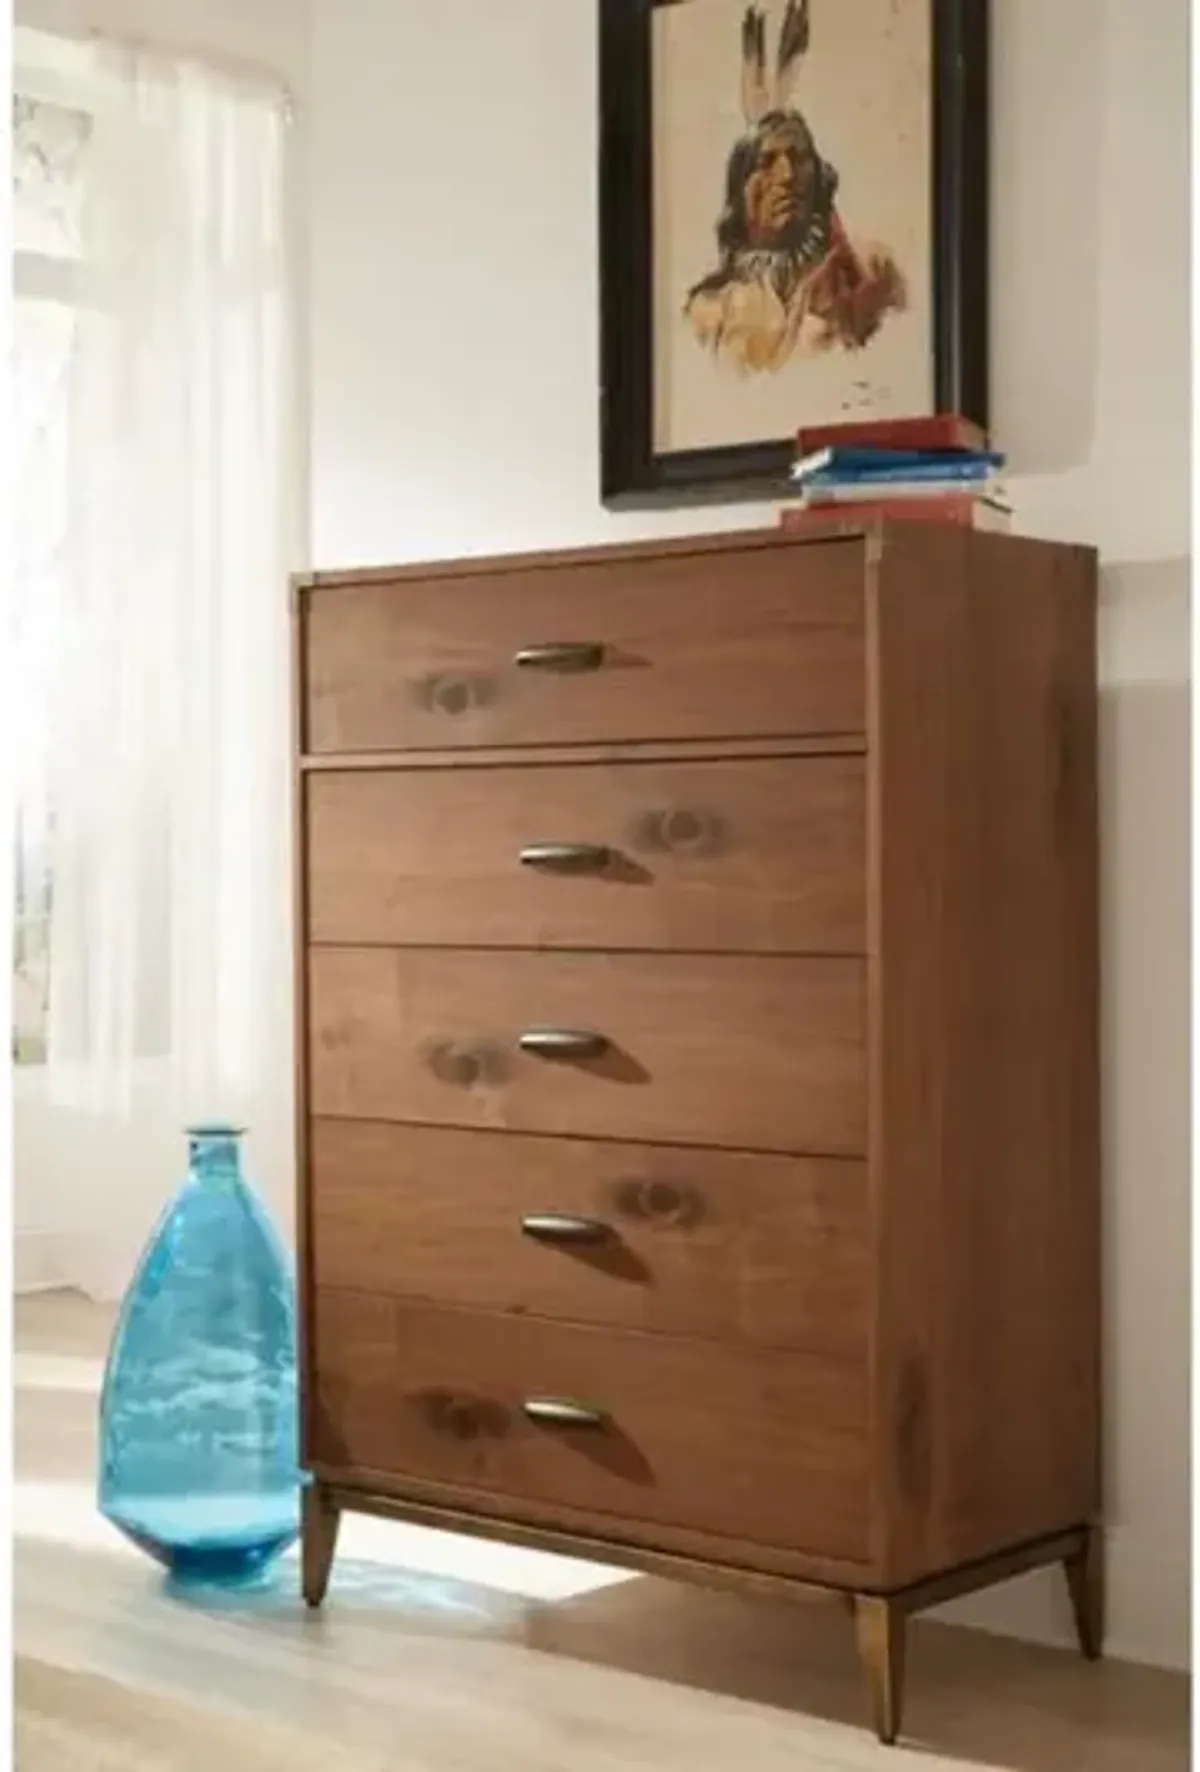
[776,0,811,107]
[740,0,811,124]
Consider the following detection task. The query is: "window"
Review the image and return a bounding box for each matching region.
[11,37,293,1134]
[12,91,90,1064]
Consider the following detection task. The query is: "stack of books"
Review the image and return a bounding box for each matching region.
[779,415,1012,534]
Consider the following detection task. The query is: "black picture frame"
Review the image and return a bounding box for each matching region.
[598,0,990,508]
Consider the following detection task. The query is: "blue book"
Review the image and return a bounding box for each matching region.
[792,445,1006,484]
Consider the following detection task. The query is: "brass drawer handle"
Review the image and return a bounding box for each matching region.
[519,842,610,873]
[523,1397,607,1430]
[518,1028,609,1061]
[514,643,605,673]
[520,1213,610,1246]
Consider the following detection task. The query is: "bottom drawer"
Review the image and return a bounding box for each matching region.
[311,1292,870,1565]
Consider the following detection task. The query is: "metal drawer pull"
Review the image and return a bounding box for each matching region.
[518,1028,609,1060]
[519,842,610,873]
[513,643,605,673]
[520,1213,610,1245]
[523,1397,607,1429]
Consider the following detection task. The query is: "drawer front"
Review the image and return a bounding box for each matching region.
[308,948,866,1157]
[311,1291,870,1563]
[309,1120,869,1359]
[307,755,865,955]
[303,541,864,754]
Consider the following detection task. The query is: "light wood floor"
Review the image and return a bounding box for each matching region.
[14,1292,1189,1770]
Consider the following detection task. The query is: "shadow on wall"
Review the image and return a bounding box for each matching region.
[1096,555,1191,1666]
[937,553,1191,1670]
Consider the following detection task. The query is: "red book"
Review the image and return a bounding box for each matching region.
[779,493,1011,534]
[793,413,988,456]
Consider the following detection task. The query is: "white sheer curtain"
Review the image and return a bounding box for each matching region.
[16,35,295,1297]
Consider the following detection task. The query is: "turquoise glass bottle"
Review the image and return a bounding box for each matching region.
[97,1125,301,1584]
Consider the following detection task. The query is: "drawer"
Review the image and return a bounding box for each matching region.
[311,1292,870,1563]
[308,948,866,1157]
[309,1120,869,1358]
[302,540,864,754]
[307,755,865,954]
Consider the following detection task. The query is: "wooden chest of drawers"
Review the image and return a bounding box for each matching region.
[292,523,1101,1744]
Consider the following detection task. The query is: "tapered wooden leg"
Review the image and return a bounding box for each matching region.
[301,1481,341,1610]
[1063,1522,1105,1660]
[854,1596,907,1747]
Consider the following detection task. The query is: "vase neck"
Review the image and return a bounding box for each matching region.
[186,1124,246,1187]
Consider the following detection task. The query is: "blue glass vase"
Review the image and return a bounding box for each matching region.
[97,1124,301,1585]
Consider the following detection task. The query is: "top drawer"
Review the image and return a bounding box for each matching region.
[302,538,865,755]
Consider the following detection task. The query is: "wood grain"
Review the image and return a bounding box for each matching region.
[308,947,867,1157]
[300,733,867,773]
[302,539,864,754]
[319,1478,861,1597]
[306,754,865,954]
[865,525,1100,1584]
[296,521,866,587]
[309,1119,869,1358]
[291,521,1103,1727]
[311,1290,871,1565]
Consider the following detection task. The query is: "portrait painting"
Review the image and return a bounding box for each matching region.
[599,0,989,504]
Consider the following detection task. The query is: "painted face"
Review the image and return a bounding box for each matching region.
[743,119,818,247]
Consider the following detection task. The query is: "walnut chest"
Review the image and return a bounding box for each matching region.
[292,522,1102,1744]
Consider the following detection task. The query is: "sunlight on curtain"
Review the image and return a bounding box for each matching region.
[13,298,73,1070]
[13,37,295,1297]
[13,92,87,1071]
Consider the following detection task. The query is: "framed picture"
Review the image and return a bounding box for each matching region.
[599,0,990,505]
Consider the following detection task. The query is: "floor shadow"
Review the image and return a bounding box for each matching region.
[15,1527,1188,1770]
[519,1577,1189,1771]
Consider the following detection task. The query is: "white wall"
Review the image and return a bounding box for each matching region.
[307,0,1191,1672]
